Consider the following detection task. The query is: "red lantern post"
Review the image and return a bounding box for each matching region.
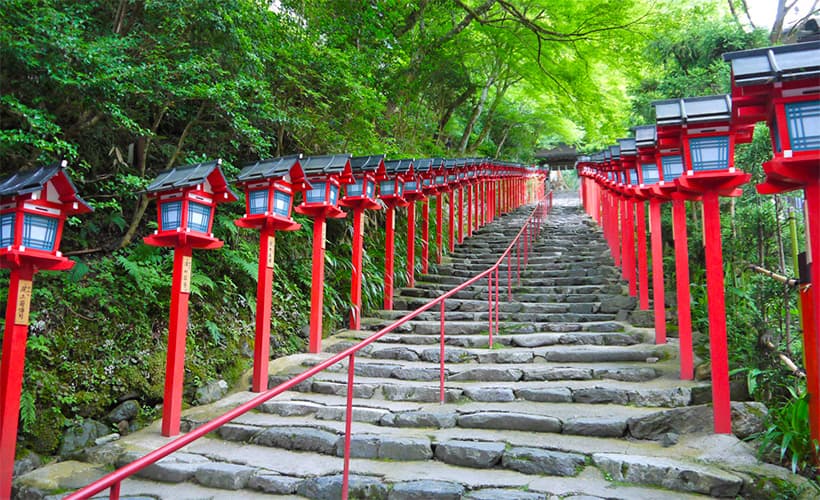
[655,95,754,433]
[444,160,458,253]
[0,163,91,498]
[378,159,412,310]
[725,41,820,450]
[417,158,443,274]
[295,155,354,353]
[234,156,309,392]
[341,155,384,330]
[142,160,237,437]
[618,139,639,297]
[403,161,426,288]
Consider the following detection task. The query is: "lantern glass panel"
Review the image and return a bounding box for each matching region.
[396,181,404,197]
[161,200,183,231]
[435,175,444,184]
[187,202,212,233]
[366,180,375,198]
[22,213,58,251]
[641,163,659,185]
[329,185,339,205]
[422,178,431,187]
[306,182,326,203]
[785,100,820,151]
[346,179,364,197]
[380,180,395,195]
[273,191,292,217]
[689,136,729,171]
[248,189,269,215]
[1,213,14,247]
[405,181,418,192]
[661,155,684,181]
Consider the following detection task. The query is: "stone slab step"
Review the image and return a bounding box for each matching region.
[372,309,619,323]
[360,318,628,335]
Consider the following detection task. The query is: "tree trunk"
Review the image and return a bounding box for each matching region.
[436,86,474,145]
[458,71,496,154]
[494,124,513,158]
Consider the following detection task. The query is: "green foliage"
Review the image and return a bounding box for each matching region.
[754,386,819,476]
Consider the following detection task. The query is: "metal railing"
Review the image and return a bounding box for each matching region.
[66,193,552,500]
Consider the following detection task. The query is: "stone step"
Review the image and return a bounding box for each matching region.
[360,318,628,336]
[372,309,619,323]
[418,274,621,287]
[63,435,720,499]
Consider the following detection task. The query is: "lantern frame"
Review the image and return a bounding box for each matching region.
[0,161,92,271]
[295,154,353,219]
[235,155,309,232]
[144,159,237,250]
[341,155,384,211]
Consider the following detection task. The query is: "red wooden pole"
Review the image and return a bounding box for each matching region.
[349,208,365,330]
[162,245,193,436]
[458,186,464,245]
[448,190,455,253]
[649,198,666,344]
[467,184,473,238]
[384,207,395,310]
[672,198,694,380]
[436,194,443,264]
[624,198,637,296]
[636,200,650,310]
[308,215,327,354]
[407,202,416,288]
[612,194,621,267]
[421,200,429,274]
[0,265,35,499]
[342,353,355,500]
[803,180,820,452]
[252,228,275,392]
[701,192,731,434]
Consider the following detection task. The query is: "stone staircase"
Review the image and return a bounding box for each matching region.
[14,192,808,499]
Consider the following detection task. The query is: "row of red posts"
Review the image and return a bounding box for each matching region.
[577,41,819,451]
[0,153,546,497]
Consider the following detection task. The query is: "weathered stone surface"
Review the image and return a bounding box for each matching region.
[194,462,254,490]
[378,437,433,460]
[476,350,533,364]
[458,412,562,433]
[393,367,442,381]
[450,368,523,382]
[251,426,339,454]
[336,435,380,458]
[382,385,462,402]
[371,347,420,361]
[463,387,516,402]
[218,423,262,443]
[731,402,768,439]
[573,387,629,404]
[194,379,228,405]
[599,295,637,314]
[59,419,110,456]
[435,440,505,468]
[267,375,312,392]
[628,388,691,407]
[248,472,302,494]
[420,348,472,363]
[356,363,400,378]
[594,367,658,382]
[388,480,465,500]
[125,452,210,483]
[259,400,322,417]
[383,410,458,428]
[298,474,388,500]
[510,333,562,347]
[105,400,140,423]
[465,489,546,500]
[312,381,377,398]
[13,451,42,477]
[524,367,592,381]
[502,447,585,476]
[562,417,626,437]
[628,406,712,440]
[593,453,743,496]
[515,387,573,403]
[315,406,388,424]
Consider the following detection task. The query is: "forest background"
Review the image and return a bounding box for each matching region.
[0,0,817,476]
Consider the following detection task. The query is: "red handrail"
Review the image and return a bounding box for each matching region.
[66,190,552,500]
